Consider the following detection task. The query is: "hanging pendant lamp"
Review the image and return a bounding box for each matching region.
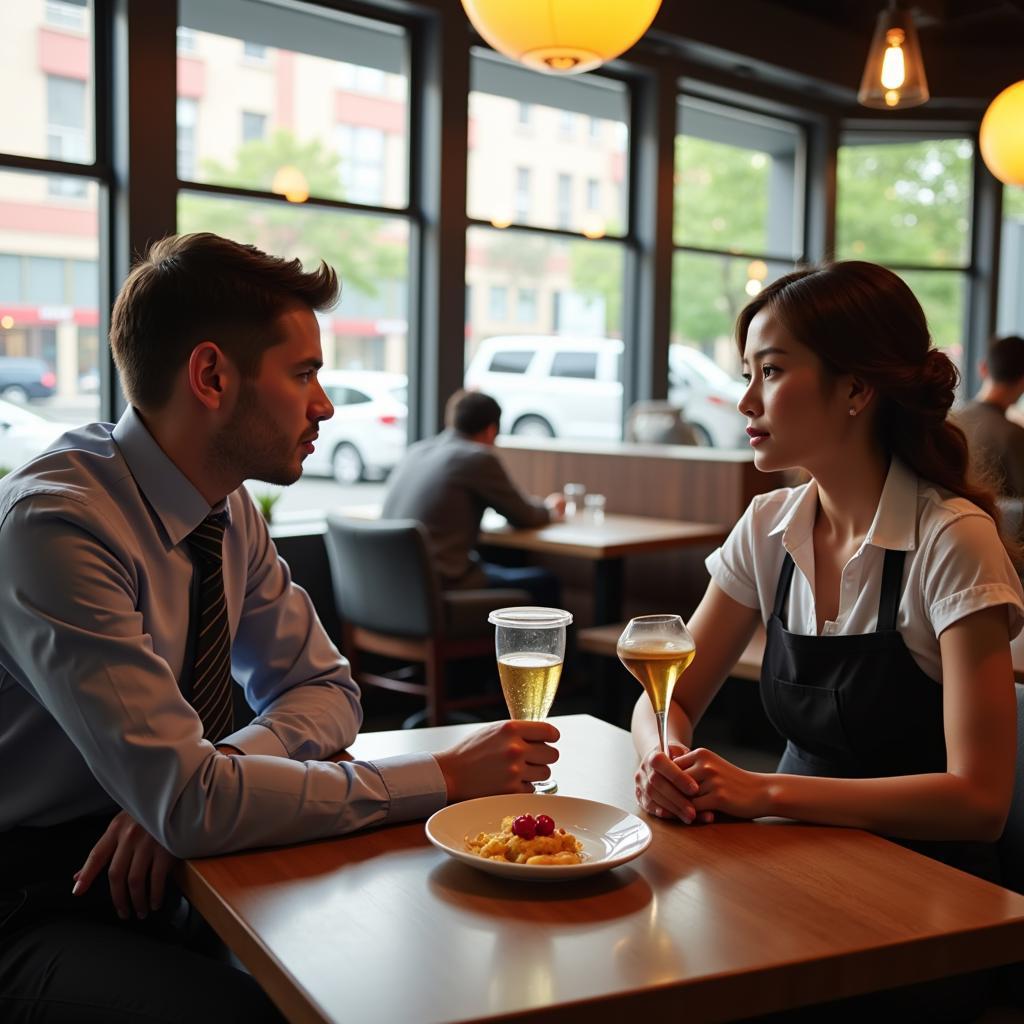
[460,0,662,75]
[980,81,1024,186]
[857,1,929,110]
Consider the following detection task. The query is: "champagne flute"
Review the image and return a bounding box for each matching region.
[489,606,573,794]
[616,615,695,756]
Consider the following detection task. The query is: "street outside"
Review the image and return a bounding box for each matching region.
[26,395,391,516]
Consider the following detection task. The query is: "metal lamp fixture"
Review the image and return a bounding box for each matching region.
[460,0,662,75]
[857,1,929,110]
[980,81,1024,186]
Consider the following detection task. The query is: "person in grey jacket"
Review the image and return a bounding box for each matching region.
[382,390,565,604]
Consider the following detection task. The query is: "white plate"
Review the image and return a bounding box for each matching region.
[425,794,652,881]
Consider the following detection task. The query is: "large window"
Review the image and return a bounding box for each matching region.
[178,1,412,511]
[671,97,803,447]
[466,51,629,441]
[998,185,1024,337]
[0,1,101,473]
[836,136,973,359]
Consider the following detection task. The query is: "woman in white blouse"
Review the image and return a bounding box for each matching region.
[633,260,1024,884]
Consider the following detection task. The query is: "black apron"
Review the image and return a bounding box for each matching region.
[760,547,1000,882]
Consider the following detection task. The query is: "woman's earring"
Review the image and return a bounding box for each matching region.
[849,408,857,417]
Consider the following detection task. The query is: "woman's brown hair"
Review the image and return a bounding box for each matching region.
[736,261,1012,547]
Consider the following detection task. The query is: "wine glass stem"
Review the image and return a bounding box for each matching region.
[656,710,669,756]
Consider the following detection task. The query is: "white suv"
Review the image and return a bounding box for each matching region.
[464,336,746,447]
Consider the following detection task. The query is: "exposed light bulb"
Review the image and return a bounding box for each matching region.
[880,29,906,90]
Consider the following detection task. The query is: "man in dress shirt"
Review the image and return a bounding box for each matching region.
[383,389,565,605]
[957,334,1024,497]
[0,233,558,1023]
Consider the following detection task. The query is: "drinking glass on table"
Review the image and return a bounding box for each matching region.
[489,606,573,794]
[616,615,695,756]
[563,482,586,518]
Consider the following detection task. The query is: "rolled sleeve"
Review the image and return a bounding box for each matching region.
[924,512,1024,639]
[705,501,761,610]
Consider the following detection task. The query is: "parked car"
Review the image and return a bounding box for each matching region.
[0,399,73,473]
[667,344,748,448]
[302,370,408,484]
[464,336,747,447]
[0,356,57,403]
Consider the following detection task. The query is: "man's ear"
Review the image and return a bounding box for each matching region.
[980,359,990,381]
[187,342,233,411]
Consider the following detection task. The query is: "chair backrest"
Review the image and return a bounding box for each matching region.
[625,400,700,446]
[998,683,1024,894]
[324,515,439,638]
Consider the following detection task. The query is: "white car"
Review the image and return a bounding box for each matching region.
[303,370,408,484]
[464,336,746,447]
[0,399,74,474]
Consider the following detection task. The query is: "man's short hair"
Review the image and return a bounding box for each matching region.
[987,335,1024,384]
[110,233,339,410]
[446,389,502,436]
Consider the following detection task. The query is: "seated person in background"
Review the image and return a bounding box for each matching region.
[955,333,1024,497]
[382,389,565,606]
[0,233,558,1024]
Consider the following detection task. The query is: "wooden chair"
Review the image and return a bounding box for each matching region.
[324,514,530,727]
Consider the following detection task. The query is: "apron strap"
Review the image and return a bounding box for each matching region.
[877,548,907,632]
[772,552,797,620]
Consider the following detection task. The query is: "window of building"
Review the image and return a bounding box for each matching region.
[559,110,575,139]
[46,76,88,196]
[514,167,530,223]
[837,135,973,359]
[176,27,197,53]
[587,178,600,211]
[517,287,537,324]
[45,0,87,31]
[517,102,531,126]
[557,173,572,229]
[176,98,197,180]
[241,111,267,143]
[334,124,386,205]
[488,285,508,321]
[671,96,804,438]
[242,40,268,62]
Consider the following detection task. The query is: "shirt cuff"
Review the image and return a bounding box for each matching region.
[368,752,448,823]
[219,721,289,759]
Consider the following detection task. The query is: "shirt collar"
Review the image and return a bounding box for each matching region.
[766,457,918,554]
[112,406,229,548]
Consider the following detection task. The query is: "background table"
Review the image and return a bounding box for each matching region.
[341,504,727,624]
[180,715,1024,1024]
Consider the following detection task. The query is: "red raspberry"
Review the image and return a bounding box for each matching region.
[535,814,555,836]
[511,814,537,840]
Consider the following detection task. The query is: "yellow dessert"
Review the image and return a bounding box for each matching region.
[466,813,584,865]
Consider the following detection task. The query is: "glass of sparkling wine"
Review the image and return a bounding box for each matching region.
[489,606,573,794]
[616,615,696,756]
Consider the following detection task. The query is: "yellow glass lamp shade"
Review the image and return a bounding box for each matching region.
[980,81,1024,186]
[857,5,929,110]
[461,0,662,75]
[271,165,309,204]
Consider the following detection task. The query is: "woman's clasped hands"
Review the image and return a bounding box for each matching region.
[635,743,773,823]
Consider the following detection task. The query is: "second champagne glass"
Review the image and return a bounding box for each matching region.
[616,615,695,756]
[489,606,573,794]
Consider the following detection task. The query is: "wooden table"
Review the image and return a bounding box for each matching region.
[180,715,1024,1024]
[340,504,728,624]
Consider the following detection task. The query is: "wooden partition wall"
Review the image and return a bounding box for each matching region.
[490,439,789,624]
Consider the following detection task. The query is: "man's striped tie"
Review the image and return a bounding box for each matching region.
[186,514,234,743]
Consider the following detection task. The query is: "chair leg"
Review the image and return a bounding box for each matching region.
[426,641,445,727]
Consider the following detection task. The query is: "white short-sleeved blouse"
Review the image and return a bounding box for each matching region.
[705,457,1024,682]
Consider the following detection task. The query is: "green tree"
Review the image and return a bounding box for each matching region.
[836,139,973,350]
[178,130,404,298]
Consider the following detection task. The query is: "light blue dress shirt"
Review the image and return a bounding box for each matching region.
[0,408,446,856]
